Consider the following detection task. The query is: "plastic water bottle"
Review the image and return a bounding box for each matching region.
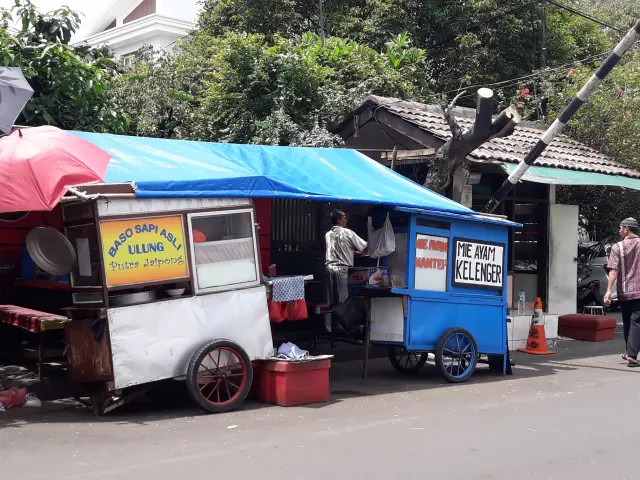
[381,268,389,287]
[518,289,526,315]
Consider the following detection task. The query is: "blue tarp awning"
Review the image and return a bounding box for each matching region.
[70,132,473,215]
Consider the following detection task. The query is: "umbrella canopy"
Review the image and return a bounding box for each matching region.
[0,67,34,135]
[0,126,113,213]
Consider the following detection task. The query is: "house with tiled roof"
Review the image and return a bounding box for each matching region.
[332,95,640,344]
[333,95,640,189]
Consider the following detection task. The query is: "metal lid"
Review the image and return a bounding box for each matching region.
[26,227,76,276]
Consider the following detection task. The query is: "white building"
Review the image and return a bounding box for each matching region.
[79,0,200,58]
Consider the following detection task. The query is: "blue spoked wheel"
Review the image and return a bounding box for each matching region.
[435,328,478,383]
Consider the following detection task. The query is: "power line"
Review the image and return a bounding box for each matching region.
[439,51,610,96]
[485,19,640,213]
[546,0,626,33]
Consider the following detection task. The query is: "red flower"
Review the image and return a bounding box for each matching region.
[522,88,530,95]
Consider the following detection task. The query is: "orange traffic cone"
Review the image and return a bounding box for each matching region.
[518,297,555,355]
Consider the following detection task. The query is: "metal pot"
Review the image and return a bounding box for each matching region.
[110,290,159,307]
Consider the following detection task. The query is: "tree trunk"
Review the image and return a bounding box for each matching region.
[424,89,520,198]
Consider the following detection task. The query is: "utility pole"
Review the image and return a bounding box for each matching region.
[319,0,325,44]
[485,19,640,214]
[541,0,548,67]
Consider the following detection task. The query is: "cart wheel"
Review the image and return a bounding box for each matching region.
[388,346,428,373]
[186,339,253,414]
[435,328,478,383]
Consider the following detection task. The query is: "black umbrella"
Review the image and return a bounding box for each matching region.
[0,67,34,135]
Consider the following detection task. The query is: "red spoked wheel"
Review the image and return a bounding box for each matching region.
[186,339,253,414]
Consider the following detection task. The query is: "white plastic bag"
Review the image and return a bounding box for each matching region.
[367,214,396,258]
[24,393,42,407]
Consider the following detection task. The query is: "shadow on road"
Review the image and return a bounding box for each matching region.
[0,330,634,427]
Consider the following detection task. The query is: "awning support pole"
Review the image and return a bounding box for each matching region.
[484,19,640,214]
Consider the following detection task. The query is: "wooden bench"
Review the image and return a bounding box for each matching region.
[0,305,70,379]
[558,314,617,342]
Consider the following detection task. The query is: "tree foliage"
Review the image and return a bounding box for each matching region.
[114,31,429,145]
[198,0,610,95]
[0,0,127,132]
[531,52,640,237]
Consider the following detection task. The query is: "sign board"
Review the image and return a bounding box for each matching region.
[100,216,189,287]
[414,234,448,292]
[452,238,504,290]
[461,185,473,208]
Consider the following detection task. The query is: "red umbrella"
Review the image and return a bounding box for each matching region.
[0,126,112,213]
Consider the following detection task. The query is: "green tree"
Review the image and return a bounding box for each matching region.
[197,0,610,96]
[115,31,430,145]
[530,51,640,238]
[576,0,639,35]
[111,48,202,138]
[0,1,127,132]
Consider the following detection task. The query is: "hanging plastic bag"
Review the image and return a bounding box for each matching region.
[367,214,396,258]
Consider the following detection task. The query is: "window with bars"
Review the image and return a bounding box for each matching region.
[513,203,540,273]
[271,199,322,252]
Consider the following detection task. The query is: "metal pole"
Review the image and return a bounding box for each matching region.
[485,19,640,214]
[319,0,325,44]
[541,0,548,67]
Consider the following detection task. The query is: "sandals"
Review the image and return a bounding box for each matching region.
[627,357,640,367]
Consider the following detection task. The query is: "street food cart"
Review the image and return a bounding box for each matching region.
[360,208,518,382]
[0,126,518,414]
[52,196,274,415]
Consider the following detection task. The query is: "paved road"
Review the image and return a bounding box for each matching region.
[1,336,636,480]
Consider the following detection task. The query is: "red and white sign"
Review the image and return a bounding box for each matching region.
[414,234,448,292]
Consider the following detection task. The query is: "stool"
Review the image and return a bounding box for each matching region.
[558,314,617,342]
[583,305,605,315]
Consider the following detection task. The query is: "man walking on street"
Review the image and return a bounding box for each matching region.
[605,217,640,366]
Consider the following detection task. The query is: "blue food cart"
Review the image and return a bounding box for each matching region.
[361,207,519,383]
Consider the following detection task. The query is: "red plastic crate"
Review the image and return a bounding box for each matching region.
[259,359,331,407]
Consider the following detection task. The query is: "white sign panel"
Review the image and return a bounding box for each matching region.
[453,238,505,290]
[414,234,448,292]
[461,185,473,208]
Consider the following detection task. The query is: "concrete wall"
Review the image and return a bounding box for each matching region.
[547,204,579,316]
[115,33,180,57]
[512,273,539,311]
[508,314,559,351]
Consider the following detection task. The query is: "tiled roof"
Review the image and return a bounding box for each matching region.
[364,95,640,179]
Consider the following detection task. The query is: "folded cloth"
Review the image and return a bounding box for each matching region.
[277,342,309,360]
[266,276,305,302]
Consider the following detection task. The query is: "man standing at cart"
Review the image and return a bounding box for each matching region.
[325,209,367,331]
[605,217,640,366]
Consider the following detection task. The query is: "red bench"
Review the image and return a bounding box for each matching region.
[0,305,70,379]
[558,314,617,342]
